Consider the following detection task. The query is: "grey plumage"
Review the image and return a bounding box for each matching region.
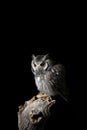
[31,54,68,101]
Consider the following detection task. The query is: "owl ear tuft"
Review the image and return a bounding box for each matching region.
[32,54,36,59]
[42,54,49,60]
[44,54,49,59]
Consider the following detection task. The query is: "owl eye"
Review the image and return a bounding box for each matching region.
[40,62,48,70]
[33,63,37,67]
[40,62,45,67]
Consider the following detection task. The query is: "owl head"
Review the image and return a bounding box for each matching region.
[31,54,53,75]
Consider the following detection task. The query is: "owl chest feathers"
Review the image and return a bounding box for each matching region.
[35,72,57,96]
[35,75,47,90]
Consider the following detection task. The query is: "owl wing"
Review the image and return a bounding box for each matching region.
[48,64,67,100]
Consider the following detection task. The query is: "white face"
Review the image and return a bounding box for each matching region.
[31,54,50,75]
[31,61,48,73]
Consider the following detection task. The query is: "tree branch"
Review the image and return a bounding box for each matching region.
[18,92,56,130]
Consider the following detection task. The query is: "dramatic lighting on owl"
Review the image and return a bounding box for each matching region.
[31,54,67,101]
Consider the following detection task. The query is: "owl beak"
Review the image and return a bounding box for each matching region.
[36,68,43,75]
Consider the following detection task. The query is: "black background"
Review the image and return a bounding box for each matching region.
[3,4,86,130]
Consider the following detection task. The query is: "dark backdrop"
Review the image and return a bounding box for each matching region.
[4,6,86,130]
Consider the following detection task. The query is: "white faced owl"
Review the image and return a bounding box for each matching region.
[31,54,67,101]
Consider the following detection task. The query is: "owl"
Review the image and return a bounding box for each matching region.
[31,54,67,101]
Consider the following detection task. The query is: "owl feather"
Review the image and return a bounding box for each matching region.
[31,54,68,101]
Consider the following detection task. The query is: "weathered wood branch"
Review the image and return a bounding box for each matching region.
[18,93,56,130]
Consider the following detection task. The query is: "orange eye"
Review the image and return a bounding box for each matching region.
[40,62,45,67]
[33,63,36,67]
